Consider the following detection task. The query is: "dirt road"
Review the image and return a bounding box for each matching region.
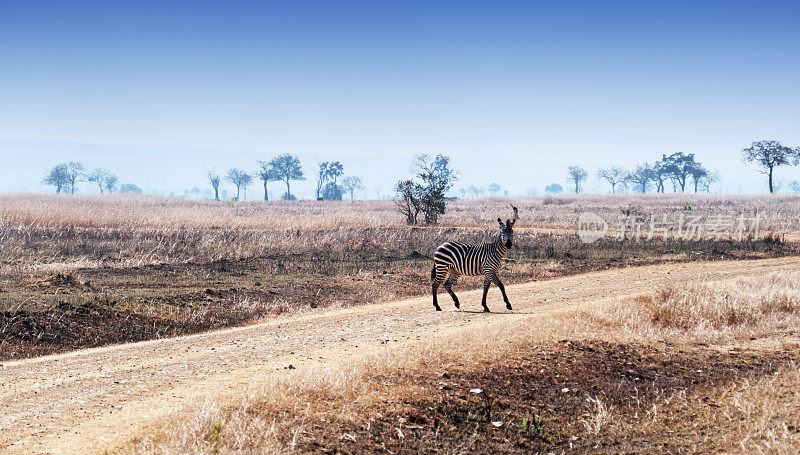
[2,256,800,454]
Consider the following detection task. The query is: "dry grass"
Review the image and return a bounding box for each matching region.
[127,270,800,454]
[714,366,800,453]
[581,271,800,344]
[2,192,800,231]
[1,192,795,273]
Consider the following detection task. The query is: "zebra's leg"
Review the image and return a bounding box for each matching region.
[490,273,512,310]
[481,275,492,312]
[431,264,447,311]
[444,270,460,309]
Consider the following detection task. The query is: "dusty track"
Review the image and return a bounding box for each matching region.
[3,256,800,454]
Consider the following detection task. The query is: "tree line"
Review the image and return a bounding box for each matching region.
[43,161,143,194]
[204,153,365,201]
[561,140,800,195]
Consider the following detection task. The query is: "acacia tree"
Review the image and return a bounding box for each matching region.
[596,167,626,193]
[268,153,304,200]
[625,163,654,193]
[256,160,280,201]
[206,170,222,200]
[660,152,704,192]
[567,165,588,193]
[226,168,252,200]
[487,183,501,195]
[341,176,364,200]
[742,140,800,193]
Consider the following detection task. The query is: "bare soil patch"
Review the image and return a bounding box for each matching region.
[287,340,798,454]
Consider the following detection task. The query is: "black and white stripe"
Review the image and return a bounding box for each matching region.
[431,209,517,312]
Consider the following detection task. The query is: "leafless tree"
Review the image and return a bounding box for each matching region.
[86,168,117,194]
[226,168,252,200]
[206,170,222,200]
[596,167,626,193]
[625,163,655,193]
[341,176,364,200]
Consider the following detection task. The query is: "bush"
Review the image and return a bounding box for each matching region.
[119,183,143,194]
[394,154,457,225]
[321,182,344,200]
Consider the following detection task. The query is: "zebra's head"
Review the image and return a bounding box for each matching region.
[497,218,515,248]
[497,205,518,248]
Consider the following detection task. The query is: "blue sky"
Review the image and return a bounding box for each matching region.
[1,0,799,196]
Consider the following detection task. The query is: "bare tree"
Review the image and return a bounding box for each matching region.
[206,170,222,200]
[567,165,588,193]
[226,168,252,200]
[256,161,280,201]
[315,162,330,200]
[625,163,655,193]
[596,167,626,193]
[341,176,364,200]
[103,174,118,193]
[742,140,800,193]
[394,179,422,224]
[267,153,304,200]
[86,168,117,194]
[698,170,718,193]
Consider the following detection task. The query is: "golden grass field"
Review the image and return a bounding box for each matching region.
[2,193,800,453]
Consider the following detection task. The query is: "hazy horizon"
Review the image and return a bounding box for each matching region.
[2,1,800,196]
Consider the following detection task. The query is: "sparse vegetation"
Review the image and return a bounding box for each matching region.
[4,193,800,453]
[127,264,800,454]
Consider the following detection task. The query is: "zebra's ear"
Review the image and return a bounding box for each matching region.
[497,217,503,225]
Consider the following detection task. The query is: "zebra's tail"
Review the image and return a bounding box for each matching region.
[430,264,436,282]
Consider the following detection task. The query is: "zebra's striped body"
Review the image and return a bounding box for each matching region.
[431,214,516,312]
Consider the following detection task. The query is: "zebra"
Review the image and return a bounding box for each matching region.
[431,205,518,312]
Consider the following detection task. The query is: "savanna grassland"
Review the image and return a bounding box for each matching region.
[3,193,800,454]
[0,193,797,360]
[126,259,800,454]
